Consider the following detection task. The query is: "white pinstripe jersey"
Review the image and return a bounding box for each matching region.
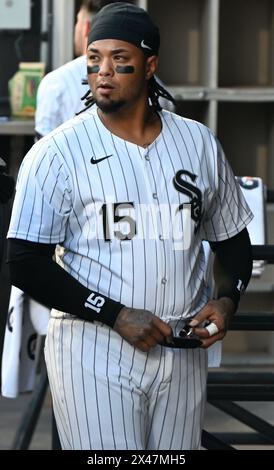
[35,55,89,136]
[8,107,253,322]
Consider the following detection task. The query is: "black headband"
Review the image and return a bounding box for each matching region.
[88,2,160,56]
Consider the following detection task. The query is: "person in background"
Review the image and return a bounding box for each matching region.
[35,0,98,138]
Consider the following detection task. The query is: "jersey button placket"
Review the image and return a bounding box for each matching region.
[141,146,167,316]
[157,207,168,315]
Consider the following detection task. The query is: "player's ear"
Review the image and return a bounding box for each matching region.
[145,55,158,80]
[84,19,91,38]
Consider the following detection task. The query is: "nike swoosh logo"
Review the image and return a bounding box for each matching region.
[90,154,113,164]
[141,39,152,51]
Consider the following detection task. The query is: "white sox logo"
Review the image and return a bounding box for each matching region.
[173,170,203,234]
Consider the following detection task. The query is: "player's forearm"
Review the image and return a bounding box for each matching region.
[210,228,253,311]
[7,238,124,327]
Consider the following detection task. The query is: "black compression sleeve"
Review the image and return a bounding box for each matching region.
[7,238,124,328]
[209,228,253,308]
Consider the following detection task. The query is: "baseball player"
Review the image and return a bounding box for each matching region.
[7,3,253,450]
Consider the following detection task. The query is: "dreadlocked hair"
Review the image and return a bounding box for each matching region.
[76,88,96,115]
[76,75,176,115]
[148,76,176,111]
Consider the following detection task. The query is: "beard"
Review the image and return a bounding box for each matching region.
[94,96,126,114]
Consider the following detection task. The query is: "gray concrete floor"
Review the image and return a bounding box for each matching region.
[0,391,51,450]
[1,386,274,450]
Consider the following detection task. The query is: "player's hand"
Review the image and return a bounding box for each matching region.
[188,297,236,348]
[113,307,173,352]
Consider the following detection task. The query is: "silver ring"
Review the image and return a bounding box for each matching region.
[205,322,219,337]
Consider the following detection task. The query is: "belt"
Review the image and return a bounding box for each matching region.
[159,336,202,349]
[160,323,202,348]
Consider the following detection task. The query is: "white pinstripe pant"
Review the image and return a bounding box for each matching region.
[44,316,208,450]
